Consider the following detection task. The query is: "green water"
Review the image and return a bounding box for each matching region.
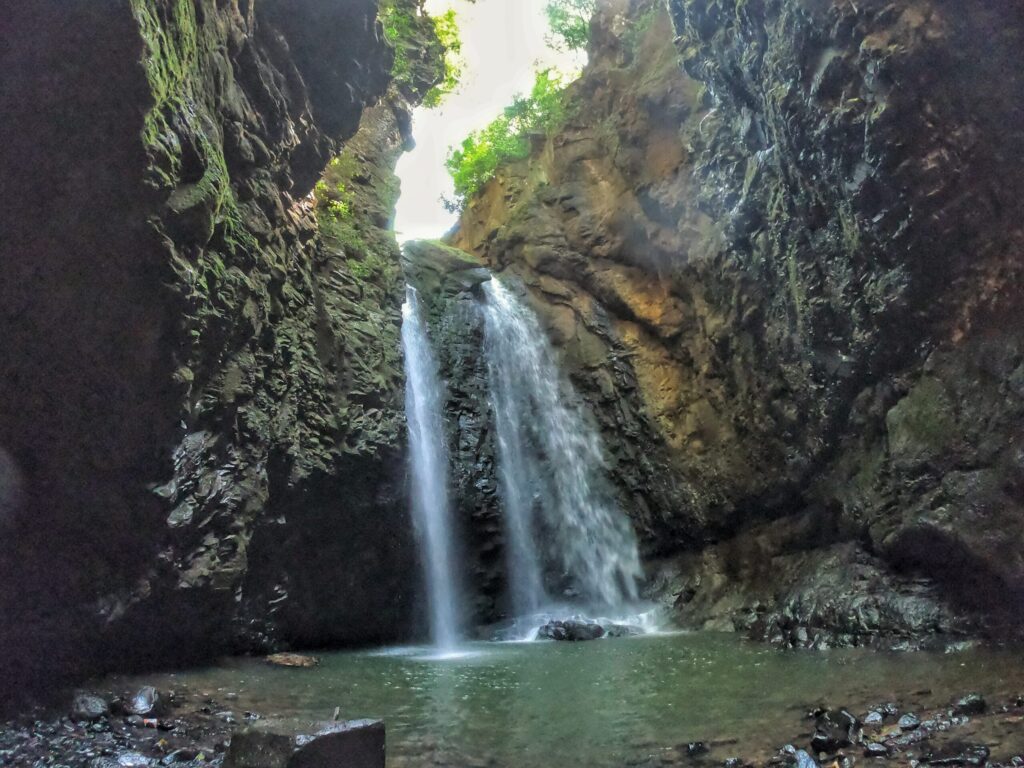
[128,633,1024,767]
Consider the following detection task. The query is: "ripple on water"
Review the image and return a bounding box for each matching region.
[108,632,1024,768]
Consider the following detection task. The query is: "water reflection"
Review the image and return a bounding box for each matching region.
[113,633,1024,768]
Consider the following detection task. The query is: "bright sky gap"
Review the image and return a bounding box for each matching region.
[393,0,585,242]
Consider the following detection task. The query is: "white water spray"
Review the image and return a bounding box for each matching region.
[402,286,464,651]
[480,278,643,621]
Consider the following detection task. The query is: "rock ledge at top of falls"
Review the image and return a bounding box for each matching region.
[445,0,1024,643]
[403,240,492,300]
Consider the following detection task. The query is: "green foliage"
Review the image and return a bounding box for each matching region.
[423,9,463,108]
[314,159,355,221]
[544,0,595,52]
[379,2,417,90]
[314,156,397,285]
[380,1,462,108]
[444,69,568,208]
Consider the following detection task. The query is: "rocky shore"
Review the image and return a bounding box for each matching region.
[0,668,382,768]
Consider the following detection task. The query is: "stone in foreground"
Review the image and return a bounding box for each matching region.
[225,720,385,768]
[291,721,386,768]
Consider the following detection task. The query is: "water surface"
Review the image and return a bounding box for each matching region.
[123,633,1024,768]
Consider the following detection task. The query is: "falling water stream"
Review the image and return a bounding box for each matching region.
[480,278,644,629]
[401,285,464,651]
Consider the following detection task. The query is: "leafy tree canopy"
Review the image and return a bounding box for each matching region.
[544,0,596,52]
[423,9,463,108]
[444,69,568,209]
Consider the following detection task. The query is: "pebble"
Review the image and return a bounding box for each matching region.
[160,749,197,765]
[792,749,819,768]
[864,742,889,757]
[72,693,110,722]
[127,687,160,717]
[953,693,986,716]
[898,714,921,731]
[116,752,152,766]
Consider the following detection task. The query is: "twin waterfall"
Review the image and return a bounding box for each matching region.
[402,276,643,649]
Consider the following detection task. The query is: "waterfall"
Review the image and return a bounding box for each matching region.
[480,278,642,616]
[401,285,464,651]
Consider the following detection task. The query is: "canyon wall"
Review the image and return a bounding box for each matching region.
[0,0,440,694]
[448,0,1024,646]
[3,0,1023,698]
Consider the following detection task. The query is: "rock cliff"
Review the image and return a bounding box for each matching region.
[3,0,1023,698]
[0,0,442,695]
[448,0,1024,645]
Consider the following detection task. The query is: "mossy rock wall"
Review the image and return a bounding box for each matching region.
[0,0,442,695]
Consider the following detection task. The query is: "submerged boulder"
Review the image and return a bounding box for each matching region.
[536,618,647,641]
[265,654,320,669]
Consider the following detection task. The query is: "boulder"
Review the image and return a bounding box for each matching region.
[291,721,385,768]
[225,730,294,768]
[536,620,605,641]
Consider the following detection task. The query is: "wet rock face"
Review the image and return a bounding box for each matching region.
[0,0,436,696]
[537,620,606,642]
[451,0,1024,637]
